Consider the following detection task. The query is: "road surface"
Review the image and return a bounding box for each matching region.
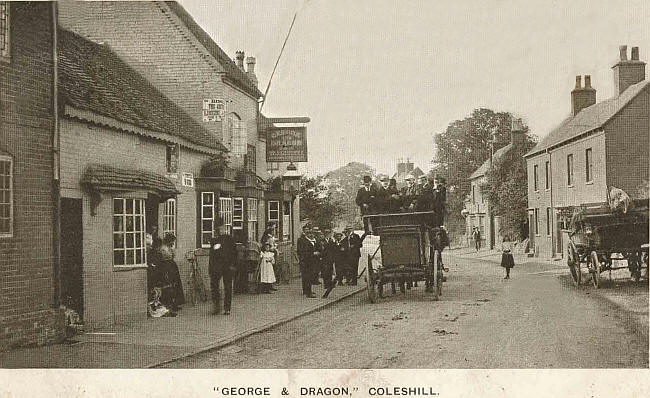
[161,254,648,368]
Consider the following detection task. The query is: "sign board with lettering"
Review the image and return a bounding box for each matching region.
[202,99,225,122]
[266,127,308,162]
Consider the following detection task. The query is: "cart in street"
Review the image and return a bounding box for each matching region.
[566,199,649,288]
[363,211,447,302]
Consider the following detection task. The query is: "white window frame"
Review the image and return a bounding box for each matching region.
[247,198,258,242]
[219,197,233,235]
[533,164,539,192]
[112,198,147,268]
[230,118,247,156]
[1,2,9,60]
[201,192,215,248]
[585,148,593,183]
[182,172,194,187]
[282,201,291,240]
[268,200,280,237]
[567,154,574,187]
[233,197,244,230]
[0,155,13,237]
[162,198,177,238]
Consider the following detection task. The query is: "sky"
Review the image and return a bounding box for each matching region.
[179,0,650,176]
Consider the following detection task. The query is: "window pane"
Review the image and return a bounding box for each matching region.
[135,200,142,214]
[135,250,142,265]
[126,250,135,265]
[113,216,123,232]
[114,250,125,266]
[113,198,123,214]
[135,232,142,247]
[202,192,213,205]
[125,199,134,214]
[113,233,124,248]
[126,216,134,231]
[202,220,213,232]
[202,206,213,219]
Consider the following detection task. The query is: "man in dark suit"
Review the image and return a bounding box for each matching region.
[355,175,376,232]
[372,174,391,214]
[208,219,238,315]
[297,225,319,298]
[344,226,364,286]
[431,175,447,228]
[321,229,337,298]
[333,232,347,286]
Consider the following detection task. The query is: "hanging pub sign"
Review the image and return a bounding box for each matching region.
[266,127,308,162]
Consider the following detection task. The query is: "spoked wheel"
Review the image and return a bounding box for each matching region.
[367,254,378,303]
[589,251,601,289]
[567,243,581,286]
[431,249,441,300]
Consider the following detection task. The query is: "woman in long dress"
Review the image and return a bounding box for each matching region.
[500,237,515,279]
[159,233,186,310]
[259,243,277,293]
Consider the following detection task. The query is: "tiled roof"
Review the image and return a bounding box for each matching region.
[57,28,226,152]
[469,144,513,179]
[165,1,263,99]
[81,164,180,196]
[526,79,650,157]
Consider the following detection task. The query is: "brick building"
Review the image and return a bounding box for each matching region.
[56,28,223,327]
[58,1,303,284]
[0,2,65,350]
[524,46,649,258]
[464,124,528,249]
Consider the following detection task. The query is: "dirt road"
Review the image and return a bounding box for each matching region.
[161,254,648,368]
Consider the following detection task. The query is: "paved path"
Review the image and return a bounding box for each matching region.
[162,253,648,368]
[0,280,364,368]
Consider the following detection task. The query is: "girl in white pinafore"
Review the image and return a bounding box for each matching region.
[259,243,277,293]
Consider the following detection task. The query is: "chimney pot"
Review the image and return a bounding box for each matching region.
[631,46,640,61]
[245,56,256,73]
[574,75,582,89]
[613,45,645,94]
[584,75,592,89]
[235,50,245,70]
[619,45,628,61]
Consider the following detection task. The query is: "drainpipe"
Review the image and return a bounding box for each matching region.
[547,148,554,258]
[51,1,62,308]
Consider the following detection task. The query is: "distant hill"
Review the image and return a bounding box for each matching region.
[323,162,375,230]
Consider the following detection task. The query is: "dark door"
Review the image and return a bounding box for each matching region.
[60,198,83,318]
[528,213,535,252]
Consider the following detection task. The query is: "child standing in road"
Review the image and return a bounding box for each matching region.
[500,237,515,279]
[259,243,277,293]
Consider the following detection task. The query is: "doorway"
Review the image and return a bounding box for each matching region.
[60,198,83,318]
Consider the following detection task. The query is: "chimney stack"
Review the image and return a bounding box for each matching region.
[235,51,245,70]
[612,45,646,95]
[245,56,258,87]
[571,74,596,116]
[510,117,525,146]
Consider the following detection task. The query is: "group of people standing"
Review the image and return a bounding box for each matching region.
[297,224,364,298]
[356,173,447,230]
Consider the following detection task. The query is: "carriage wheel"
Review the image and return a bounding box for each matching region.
[567,243,581,286]
[367,255,378,303]
[431,249,441,300]
[589,251,601,289]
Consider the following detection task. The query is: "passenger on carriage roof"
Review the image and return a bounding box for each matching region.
[400,174,418,211]
[373,174,391,214]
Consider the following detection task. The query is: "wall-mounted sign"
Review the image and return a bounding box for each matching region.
[266,127,308,162]
[202,99,225,122]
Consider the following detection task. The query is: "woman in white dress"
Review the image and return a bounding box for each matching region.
[259,243,277,293]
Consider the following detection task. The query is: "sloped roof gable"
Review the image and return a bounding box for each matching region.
[58,28,226,152]
[526,79,650,157]
[469,144,513,180]
[165,1,263,99]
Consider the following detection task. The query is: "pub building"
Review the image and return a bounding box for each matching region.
[55,1,310,328]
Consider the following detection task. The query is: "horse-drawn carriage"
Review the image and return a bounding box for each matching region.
[566,199,649,288]
[363,211,447,302]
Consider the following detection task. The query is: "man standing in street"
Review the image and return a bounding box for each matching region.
[473,227,481,251]
[321,228,337,298]
[356,175,375,232]
[297,224,318,298]
[344,226,363,286]
[208,219,237,315]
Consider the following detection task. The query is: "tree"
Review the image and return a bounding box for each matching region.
[298,176,343,231]
[482,138,536,240]
[431,108,518,236]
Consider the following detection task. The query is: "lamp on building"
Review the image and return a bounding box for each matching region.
[282,162,301,198]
